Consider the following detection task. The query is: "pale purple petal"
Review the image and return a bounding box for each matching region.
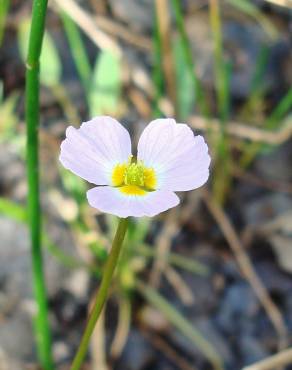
[137,119,210,191]
[59,116,131,185]
[86,186,180,218]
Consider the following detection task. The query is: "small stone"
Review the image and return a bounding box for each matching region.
[116,330,154,370]
[53,341,70,363]
[243,194,292,226]
[64,269,89,301]
[108,0,154,32]
[0,310,34,361]
[139,306,169,332]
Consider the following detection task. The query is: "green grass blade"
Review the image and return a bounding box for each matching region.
[60,12,91,94]
[239,46,270,120]
[225,0,278,41]
[152,10,164,118]
[173,38,195,120]
[0,0,9,45]
[171,0,209,117]
[209,0,231,124]
[241,87,292,166]
[137,280,224,370]
[265,87,292,130]
[89,50,121,117]
[136,243,209,275]
[209,0,233,204]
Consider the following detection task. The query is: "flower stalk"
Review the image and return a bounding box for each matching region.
[25,0,54,369]
[71,217,129,370]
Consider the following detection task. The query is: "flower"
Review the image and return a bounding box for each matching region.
[59,117,211,218]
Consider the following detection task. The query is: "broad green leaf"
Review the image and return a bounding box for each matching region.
[173,38,195,120]
[0,197,27,222]
[18,19,61,86]
[89,50,121,116]
[61,12,91,93]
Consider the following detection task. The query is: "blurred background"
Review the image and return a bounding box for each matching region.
[0,0,292,369]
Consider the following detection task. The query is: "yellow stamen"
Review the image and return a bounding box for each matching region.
[112,158,157,196]
[143,167,156,190]
[112,164,127,186]
[119,185,147,196]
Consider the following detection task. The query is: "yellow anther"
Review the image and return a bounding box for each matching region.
[112,159,156,196]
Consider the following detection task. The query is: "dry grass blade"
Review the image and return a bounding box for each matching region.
[128,88,152,118]
[90,303,108,370]
[242,347,292,370]
[264,0,292,8]
[51,0,121,57]
[129,67,173,116]
[95,15,152,51]
[142,329,200,370]
[150,209,179,287]
[110,296,131,360]
[51,0,175,118]
[189,115,292,144]
[232,167,292,195]
[202,190,288,351]
[164,266,195,305]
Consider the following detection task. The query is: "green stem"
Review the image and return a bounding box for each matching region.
[25,0,54,369]
[71,218,129,370]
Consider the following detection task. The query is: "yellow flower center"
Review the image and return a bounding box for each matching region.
[112,157,156,196]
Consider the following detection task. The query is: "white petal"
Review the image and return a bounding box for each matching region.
[59,116,131,185]
[137,119,210,191]
[87,186,180,218]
